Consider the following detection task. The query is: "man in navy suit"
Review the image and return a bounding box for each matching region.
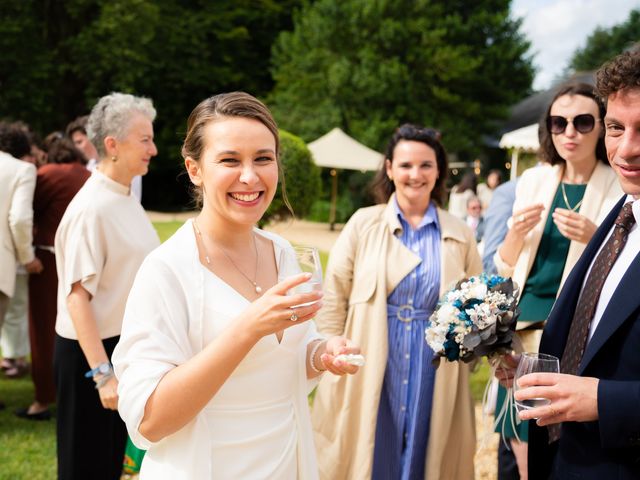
[514,49,640,479]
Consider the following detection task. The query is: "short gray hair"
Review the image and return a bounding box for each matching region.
[87,92,156,158]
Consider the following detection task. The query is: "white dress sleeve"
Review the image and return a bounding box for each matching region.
[113,255,193,449]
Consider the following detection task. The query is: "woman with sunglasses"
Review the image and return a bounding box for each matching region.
[311,123,482,479]
[493,82,622,479]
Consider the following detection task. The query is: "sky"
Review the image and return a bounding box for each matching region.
[511,0,640,91]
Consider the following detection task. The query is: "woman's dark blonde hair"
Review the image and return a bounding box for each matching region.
[181,92,291,211]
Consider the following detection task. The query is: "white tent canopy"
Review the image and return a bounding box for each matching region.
[307,128,383,229]
[499,123,539,151]
[308,127,383,172]
[499,123,539,180]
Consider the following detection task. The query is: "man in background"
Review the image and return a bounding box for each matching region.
[0,122,44,407]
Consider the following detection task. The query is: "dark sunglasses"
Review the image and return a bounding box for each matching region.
[547,114,598,135]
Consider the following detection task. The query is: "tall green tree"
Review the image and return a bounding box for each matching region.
[569,9,640,72]
[268,0,534,156]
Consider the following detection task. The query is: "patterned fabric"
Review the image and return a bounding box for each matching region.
[372,200,441,480]
[549,202,636,442]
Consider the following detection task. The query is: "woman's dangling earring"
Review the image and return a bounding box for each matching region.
[111,156,117,162]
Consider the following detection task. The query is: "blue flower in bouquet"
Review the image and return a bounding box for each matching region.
[425,274,519,366]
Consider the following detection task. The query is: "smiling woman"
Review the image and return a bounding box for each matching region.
[312,123,482,480]
[53,92,160,480]
[113,92,361,479]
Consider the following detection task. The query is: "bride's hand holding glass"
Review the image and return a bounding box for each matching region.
[240,273,323,340]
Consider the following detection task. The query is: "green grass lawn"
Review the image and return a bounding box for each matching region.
[0,221,491,479]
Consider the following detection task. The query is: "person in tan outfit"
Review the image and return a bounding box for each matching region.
[312,124,482,480]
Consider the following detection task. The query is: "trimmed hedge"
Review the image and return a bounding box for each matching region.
[265,130,321,222]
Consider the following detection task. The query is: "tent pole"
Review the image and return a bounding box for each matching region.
[329,169,338,231]
[510,149,519,181]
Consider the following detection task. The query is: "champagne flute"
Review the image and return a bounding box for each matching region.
[514,352,560,417]
[279,246,323,306]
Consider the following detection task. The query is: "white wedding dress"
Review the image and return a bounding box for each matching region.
[114,222,321,479]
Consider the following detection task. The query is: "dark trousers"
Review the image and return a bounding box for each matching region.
[498,436,520,480]
[28,249,57,404]
[54,334,126,480]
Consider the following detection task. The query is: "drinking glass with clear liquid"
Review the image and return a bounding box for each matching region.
[514,352,560,417]
[279,246,323,306]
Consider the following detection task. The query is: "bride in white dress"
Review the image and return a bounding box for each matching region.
[113,92,361,479]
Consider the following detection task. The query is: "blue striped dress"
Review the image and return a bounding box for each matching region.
[372,199,441,480]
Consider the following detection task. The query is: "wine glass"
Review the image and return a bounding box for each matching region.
[514,352,559,416]
[278,246,323,306]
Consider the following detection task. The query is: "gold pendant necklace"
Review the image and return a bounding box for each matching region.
[561,182,584,212]
[193,219,262,294]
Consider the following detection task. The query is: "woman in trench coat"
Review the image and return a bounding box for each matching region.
[311,124,482,480]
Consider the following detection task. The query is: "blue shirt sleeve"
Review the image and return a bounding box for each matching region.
[481,180,517,274]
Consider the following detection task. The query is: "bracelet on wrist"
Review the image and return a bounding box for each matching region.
[94,372,114,389]
[309,339,327,374]
[85,361,113,379]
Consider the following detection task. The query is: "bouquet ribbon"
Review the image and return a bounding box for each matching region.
[480,335,524,450]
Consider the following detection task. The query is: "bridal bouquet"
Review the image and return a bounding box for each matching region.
[425,274,519,367]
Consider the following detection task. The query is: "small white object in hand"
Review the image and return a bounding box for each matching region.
[335,354,365,367]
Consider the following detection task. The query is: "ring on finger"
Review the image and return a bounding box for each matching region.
[290,312,298,322]
[518,214,526,223]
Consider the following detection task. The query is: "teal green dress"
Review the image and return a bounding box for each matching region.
[495,183,586,440]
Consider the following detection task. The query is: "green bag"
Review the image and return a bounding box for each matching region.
[123,436,146,474]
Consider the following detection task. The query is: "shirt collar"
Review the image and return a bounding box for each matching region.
[392,195,439,232]
[92,169,131,196]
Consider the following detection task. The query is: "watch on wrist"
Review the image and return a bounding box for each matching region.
[84,362,112,378]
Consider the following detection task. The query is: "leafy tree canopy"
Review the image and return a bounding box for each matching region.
[569,9,640,73]
[0,0,301,209]
[268,0,534,157]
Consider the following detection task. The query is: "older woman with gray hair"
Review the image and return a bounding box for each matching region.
[53,92,160,480]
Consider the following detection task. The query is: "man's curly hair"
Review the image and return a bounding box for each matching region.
[596,48,640,99]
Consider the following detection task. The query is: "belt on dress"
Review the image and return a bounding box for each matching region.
[387,304,431,323]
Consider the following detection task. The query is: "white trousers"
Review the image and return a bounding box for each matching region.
[0,273,30,358]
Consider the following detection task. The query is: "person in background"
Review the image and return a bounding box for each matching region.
[0,123,39,380]
[493,82,623,479]
[66,115,142,202]
[448,171,478,219]
[66,116,99,169]
[114,92,360,479]
[0,122,43,408]
[465,195,485,243]
[482,179,517,275]
[14,138,91,421]
[54,93,160,479]
[477,169,504,211]
[312,123,481,480]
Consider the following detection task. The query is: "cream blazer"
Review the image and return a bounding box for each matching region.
[312,197,482,480]
[494,162,622,328]
[0,152,36,297]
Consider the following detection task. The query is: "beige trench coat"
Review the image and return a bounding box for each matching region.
[312,198,482,480]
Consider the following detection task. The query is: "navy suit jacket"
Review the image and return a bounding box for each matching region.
[529,195,640,479]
